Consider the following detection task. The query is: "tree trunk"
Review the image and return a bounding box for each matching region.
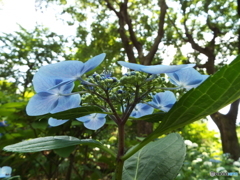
[210,100,240,160]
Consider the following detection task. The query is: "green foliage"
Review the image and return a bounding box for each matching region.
[123,133,186,180]
[180,120,219,146]
[176,140,240,180]
[0,25,69,95]
[180,120,221,153]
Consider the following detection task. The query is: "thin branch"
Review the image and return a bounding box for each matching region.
[104,0,136,63]
[121,2,143,59]
[104,0,120,17]
[167,14,186,42]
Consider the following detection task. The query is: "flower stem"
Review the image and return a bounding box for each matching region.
[115,122,125,180]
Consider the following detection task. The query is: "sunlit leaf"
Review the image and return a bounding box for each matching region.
[123,133,185,180]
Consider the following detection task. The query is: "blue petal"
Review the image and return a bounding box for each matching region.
[153,94,162,104]
[48,118,69,127]
[33,61,85,89]
[187,79,203,86]
[33,73,74,93]
[37,60,85,79]
[82,53,106,73]
[0,166,12,177]
[50,94,81,114]
[118,61,146,71]
[118,61,195,74]
[167,68,209,90]
[26,92,59,116]
[76,113,107,130]
[140,64,195,74]
[149,91,176,112]
[130,103,154,118]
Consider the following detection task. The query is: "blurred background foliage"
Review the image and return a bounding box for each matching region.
[0,0,240,179]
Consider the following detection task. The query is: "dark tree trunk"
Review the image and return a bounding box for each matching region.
[210,100,240,160]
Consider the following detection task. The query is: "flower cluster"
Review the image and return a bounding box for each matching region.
[118,61,208,118]
[26,53,107,130]
[26,55,208,130]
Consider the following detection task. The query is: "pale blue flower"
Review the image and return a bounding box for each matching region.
[149,91,176,112]
[118,61,195,74]
[49,113,107,130]
[34,53,106,89]
[0,166,12,178]
[166,68,209,90]
[26,73,80,116]
[76,113,107,130]
[130,103,154,118]
[48,118,69,127]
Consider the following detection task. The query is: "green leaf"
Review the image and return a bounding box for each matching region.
[31,119,48,130]
[134,112,166,123]
[3,136,101,152]
[122,133,186,180]
[1,102,26,108]
[3,135,116,158]
[155,55,240,134]
[42,106,105,119]
[54,146,76,157]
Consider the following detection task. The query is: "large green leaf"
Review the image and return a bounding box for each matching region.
[134,112,166,123]
[3,136,99,152]
[3,136,116,157]
[122,133,186,180]
[42,106,105,119]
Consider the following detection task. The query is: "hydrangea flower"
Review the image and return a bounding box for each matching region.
[149,91,176,112]
[26,73,80,116]
[118,61,195,74]
[76,113,107,130]
[49,113,107,130]
[0,166,12,178]
[166,67,209,90]
[130,103,154,118]
[34,53,106,89]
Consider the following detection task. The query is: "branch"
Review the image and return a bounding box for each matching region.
[167,14,187,42]
[104,0,120,17]
[121,2,143,60]
[104,0,136,63]
[206,15,221,49]
[182,7,210,57]
[145,0,168,65]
